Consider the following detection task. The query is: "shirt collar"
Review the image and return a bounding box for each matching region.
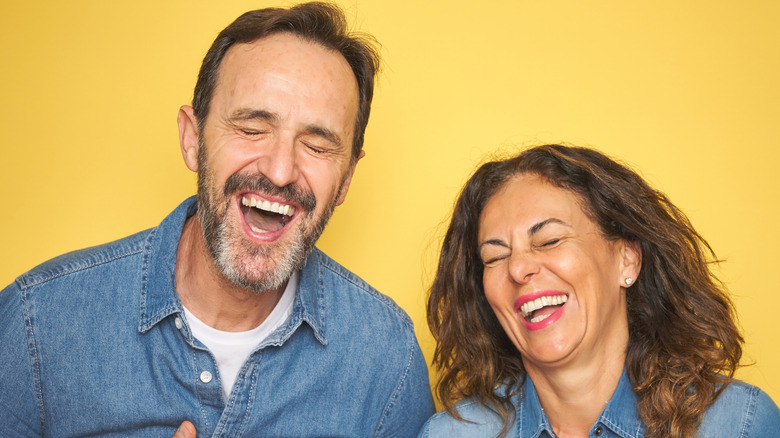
[282,248,328,345]
[136,196,328,347]
[517,369,645,438]
[218,249,328,348]
[596,369,645,438]
[138,196,197,333]
[517,376,556,438]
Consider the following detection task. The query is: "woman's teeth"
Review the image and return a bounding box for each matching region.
[520,294,568,320]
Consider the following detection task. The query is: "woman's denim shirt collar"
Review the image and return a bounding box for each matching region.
[516,369,644,438]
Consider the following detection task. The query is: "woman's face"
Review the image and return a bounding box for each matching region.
[477,173,640,373]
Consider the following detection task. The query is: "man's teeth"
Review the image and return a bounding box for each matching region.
[241,196,295,216]
[520,295,568,318]
[249,225,268,234]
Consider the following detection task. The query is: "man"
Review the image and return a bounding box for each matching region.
[0,3,434,436]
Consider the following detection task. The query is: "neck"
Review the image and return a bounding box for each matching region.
[175,216,286,332]
[524,337,627,438]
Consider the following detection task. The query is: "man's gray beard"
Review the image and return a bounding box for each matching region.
[209,216,309,293]
[203,192,336,294]
[195,144,343,294]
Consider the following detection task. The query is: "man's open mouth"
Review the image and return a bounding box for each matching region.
[240,195,296,234]
[518,294,568,324]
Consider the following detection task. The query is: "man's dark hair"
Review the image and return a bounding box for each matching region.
[192,2,380,161]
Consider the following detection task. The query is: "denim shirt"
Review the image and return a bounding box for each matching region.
[0,197,434,437]
[418,369,780,438]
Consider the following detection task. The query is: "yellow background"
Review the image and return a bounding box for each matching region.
[2,0,778,405]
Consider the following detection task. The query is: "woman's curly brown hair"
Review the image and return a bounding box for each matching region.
[427,144,742,438]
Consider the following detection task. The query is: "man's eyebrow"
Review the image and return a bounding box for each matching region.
[302,124,342,146]
[229,108,279,123]
[227,109,342,146]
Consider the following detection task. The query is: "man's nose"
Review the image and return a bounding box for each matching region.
[255,136,300,188]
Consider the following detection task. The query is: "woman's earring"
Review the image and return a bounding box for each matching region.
[625,278,633,286]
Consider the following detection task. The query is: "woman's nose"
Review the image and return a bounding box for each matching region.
[508,251,540,285]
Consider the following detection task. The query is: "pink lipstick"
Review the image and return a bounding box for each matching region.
[514,290,569,331]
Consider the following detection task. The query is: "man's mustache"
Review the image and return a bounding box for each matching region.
[224,172,316,213]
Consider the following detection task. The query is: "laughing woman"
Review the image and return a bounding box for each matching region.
[420,145,780,438]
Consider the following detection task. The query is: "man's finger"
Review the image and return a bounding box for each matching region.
[173,421,196,438]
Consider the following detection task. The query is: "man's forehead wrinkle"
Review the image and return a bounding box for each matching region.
[208,33,358,154]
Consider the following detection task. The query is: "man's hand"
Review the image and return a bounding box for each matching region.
[173,421,196,438]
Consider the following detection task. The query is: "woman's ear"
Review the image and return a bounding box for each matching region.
[619,240,642,287]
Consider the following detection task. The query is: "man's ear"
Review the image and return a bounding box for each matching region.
[619,240,642,288]
[335,149,365,206]
[178,105,200,172]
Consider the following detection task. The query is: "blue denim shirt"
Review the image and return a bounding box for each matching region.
[418,369,780,438]
[0,197,434,437]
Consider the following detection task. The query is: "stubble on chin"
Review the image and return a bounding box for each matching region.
[194,137,348,293]
[196,172,340,294]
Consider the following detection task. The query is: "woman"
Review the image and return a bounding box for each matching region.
[420,145,780,438]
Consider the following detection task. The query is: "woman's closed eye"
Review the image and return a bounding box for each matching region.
[480,249,510,266]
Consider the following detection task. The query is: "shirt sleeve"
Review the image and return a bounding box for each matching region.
[745,387,780,437]
[373,333,435,437]
[699,379,780,437]
[416,400,506,438]
[0,282,44,437]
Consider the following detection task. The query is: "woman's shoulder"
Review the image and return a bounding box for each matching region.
[417,399,507,438]
[699,380,780,437]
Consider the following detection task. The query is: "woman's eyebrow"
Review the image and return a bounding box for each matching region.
[528,218,567,237]
[478,239,508,252]
[479,218,570,251]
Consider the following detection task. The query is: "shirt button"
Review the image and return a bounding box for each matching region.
[174,317,182,330]
[594,425,603,436]
[200,371,213,383]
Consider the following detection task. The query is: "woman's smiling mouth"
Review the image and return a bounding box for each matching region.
[519,294,568,323]
[514,291,569,330]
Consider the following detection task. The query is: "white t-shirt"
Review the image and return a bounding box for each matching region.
[182,272,297,400]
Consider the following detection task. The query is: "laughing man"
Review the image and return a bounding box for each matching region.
[0,3,434,436]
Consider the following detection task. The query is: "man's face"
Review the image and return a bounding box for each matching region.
[189,33,360,293]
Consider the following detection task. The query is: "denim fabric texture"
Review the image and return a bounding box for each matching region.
[0,197,434,437]
[418,369,780,438]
